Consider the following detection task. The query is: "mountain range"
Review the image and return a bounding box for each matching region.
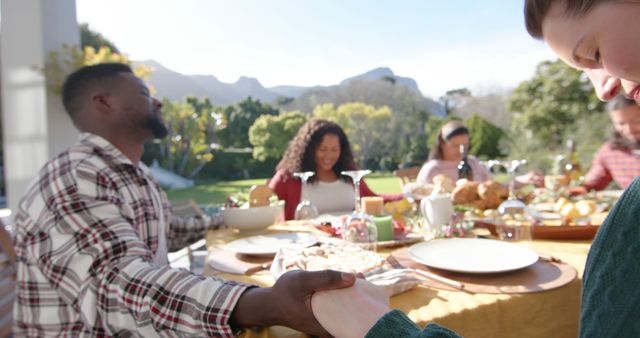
[135,60,444,115]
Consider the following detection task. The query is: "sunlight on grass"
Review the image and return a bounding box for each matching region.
[166,173,402,205]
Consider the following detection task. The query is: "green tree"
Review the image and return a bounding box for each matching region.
[249,111,309,161]
[314,102,392,169]
[506,59,604,147]
[505,59,606,171]
[440,88,472,115]
[80,23,120,53]
[465,114,505,159]
[218,97,279,148]
[144,97,220,178]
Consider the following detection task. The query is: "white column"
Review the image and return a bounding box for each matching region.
[1,0,79,213]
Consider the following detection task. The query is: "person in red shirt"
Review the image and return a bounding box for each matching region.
[268,119,400,220]
[582,96,640,191]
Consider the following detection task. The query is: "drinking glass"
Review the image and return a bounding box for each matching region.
[494,160,533,242]
[341,170,378,250]
[293,171,319,220]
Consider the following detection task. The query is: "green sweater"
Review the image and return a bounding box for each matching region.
[365,310,461,338]
[579,177,640,337]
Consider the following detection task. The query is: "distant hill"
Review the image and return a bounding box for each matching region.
[136,60,444,116]
[340,67,422,94]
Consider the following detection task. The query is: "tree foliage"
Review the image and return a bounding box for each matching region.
[440,88,472,115]
[80,23,120,53]
[144,97,221,178]
[42,45,152,95]
[249,111,309,161]
[218,97,279,149]
[313,102,393,169]
[504,59,607,171]
[465,114,505,159]
[506,59,604,147]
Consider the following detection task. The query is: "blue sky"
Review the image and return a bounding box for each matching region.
[76,0,556,98]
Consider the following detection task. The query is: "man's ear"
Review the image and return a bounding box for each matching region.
[92,92,114,115]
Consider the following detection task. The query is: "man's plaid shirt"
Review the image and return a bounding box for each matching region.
[13,133,251,337]
[584,142,640,191]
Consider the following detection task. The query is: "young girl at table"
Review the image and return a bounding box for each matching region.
[416,120,542,187]
[416,120,492,185]
[268,119,400,220]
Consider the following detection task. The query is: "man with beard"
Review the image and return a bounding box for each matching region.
[580,96,640,192]
[12,63,355,337]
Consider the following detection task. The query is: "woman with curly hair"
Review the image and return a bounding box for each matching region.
[268,119,398,220]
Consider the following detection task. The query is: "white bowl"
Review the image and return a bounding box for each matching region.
[221,202,284,232]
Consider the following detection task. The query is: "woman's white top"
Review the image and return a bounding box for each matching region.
[302,179,356,215]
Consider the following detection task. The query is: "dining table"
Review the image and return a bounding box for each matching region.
[201,222,592,338]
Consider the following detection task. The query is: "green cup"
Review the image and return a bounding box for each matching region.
[372,215,394,242]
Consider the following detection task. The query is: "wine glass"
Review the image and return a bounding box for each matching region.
[340,170,378,250]
[496,160,532,241]
[293,171,319,220]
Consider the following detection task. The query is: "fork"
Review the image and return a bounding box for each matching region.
[386,255,468,292]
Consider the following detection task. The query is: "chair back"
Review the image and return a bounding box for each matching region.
[393,166,421,188]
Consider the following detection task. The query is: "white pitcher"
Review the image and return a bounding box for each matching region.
[420,194,454,237]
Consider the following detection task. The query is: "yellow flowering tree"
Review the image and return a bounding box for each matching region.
[41,44,152,94]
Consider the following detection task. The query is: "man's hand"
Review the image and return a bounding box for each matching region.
[230,270,356,336]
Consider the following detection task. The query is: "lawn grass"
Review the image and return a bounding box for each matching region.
[165,172,402,205]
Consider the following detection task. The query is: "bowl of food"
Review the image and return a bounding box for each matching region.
[221,201,284,233]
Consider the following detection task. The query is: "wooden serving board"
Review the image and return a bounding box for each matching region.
[474,221,599,240]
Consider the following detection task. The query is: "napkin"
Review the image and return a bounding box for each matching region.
[364,268,422,296]
[270,246,421,296]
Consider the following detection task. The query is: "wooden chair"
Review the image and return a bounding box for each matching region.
[0,222,16,338]
[393,166,421,188]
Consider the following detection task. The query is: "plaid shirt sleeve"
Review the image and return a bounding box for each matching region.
[165,192,225,251]
[584,146,613,191]
[16,163,251,337]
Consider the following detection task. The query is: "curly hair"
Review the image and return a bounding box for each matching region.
[276,119,357,183]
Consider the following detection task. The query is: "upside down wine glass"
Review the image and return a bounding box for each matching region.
[293,171,320,220]
[495,160,531,241]
[340,170,378,250]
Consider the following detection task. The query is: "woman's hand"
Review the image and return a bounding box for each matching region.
[311,278,391,338]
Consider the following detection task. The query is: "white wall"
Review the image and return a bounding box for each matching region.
[1,0,79,213]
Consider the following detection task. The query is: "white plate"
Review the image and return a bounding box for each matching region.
[408,238,538,274]
[226,233,318,256]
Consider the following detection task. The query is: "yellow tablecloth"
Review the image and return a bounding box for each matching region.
[202,223,590,338]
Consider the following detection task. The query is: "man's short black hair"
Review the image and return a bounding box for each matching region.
[607,95,637,113]
[61,63,133,120]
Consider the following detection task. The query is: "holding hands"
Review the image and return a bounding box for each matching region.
[312,278,391,338]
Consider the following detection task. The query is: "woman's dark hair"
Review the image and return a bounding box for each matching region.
[608,96,640,150]
[428,121,470,161]
[524,0,614,39]
[276,119,357,183]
